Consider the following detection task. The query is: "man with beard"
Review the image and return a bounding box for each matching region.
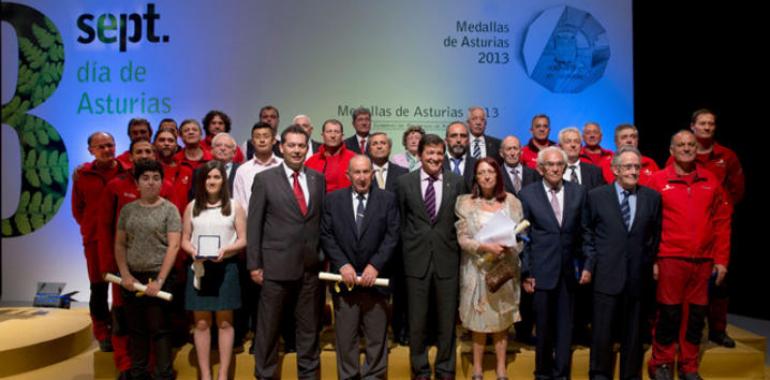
[442,121,477,189]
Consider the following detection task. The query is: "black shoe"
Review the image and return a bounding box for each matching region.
[679,372,704,380]
[99,338,114,352]
[709,331,736,348]
[652,364,674,380]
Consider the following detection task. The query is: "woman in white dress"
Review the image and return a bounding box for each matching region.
[455,157,524,380]
[181,160,246,380]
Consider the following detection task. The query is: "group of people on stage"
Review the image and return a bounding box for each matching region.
[72,105,744,380]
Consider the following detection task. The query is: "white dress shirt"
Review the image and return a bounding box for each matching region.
[233,154,282,212]
[282,163,309,207]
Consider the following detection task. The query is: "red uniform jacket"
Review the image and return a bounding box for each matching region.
[71,160,126,244]
[579,145,614,167]
[173,146,212,171]
[647,165,732,266]
[161,162,194,213]
[665,142,744,206]
[305,144,355,193]
[601,155,660,186]
[520,139,556,169]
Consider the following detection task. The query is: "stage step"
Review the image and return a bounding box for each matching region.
[92,327,766,379]
[0,307,93,378]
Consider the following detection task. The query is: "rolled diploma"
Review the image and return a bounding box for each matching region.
[318,271,389,287]
[104,273,173,301]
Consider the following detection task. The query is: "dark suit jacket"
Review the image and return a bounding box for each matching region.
[501,164,541,196]
[188,162,240,201]
[246,164,326,281]
[578,162,605,191]
[520,180,587,290]
[344,135,368,154]
[320,187,400,280]
[481,134,502,163]
[384,163,408,193]
[396,170,465,279]
[582,184,661,296]
[442,153,477,190]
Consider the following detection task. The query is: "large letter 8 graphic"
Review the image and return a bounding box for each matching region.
[2,3,68,237]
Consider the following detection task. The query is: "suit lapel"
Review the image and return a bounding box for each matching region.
[436,173,454,223]
[359,188,378,236]
[410,172,431,223]
[343,188,358,238]
[536,182,561,230]
[277,164,307,219]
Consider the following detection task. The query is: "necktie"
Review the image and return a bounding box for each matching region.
[356,193,366,235]
[549,187,561,226]
[472,139,481,159]
[511,169,521,193]
[569,165,579,183]
[620,190,631,230]
[407,154,418,171]
[451,158,462,175]
[359,138,366,153]
[375,167,385,189]
[424,175,437,224]
[292,172,307,216]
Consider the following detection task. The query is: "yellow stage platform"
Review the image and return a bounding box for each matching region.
[0,306,766,379]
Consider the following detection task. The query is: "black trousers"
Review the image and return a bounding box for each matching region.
[406,261,458,378]
[332,290,389,380]
[122,271,174,380]
[254,272,321,380]
[590,291,643,380]
[533,278,574,380]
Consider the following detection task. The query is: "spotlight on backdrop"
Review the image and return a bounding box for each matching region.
[32,282,78,308]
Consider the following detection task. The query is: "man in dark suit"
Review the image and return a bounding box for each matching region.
[189,132,240,200]
[500,135,541,196]
[520,146,587,380]
[247,125,326,379]
[582,146,662,380]
[397,134,466,380]
[442,121,477,189]
[558,127,605,190]
[292,114,323,160]
[467,106,502,163]
[320,154,400,380]
[557,127,605,344]
[367,131,410,345]
[343,107,372,154]
[498,135,540,344]
[368,132,408,192]
[244,105,284,159]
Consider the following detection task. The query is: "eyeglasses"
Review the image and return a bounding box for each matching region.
[616,163,641,171]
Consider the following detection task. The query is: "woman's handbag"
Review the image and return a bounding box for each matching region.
[485,260,516,293]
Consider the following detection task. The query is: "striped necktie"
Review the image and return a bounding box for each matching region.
[424,175,437,224]
[620,190,631,230]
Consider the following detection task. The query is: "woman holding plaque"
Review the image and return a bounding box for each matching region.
[181,160,246,380]
[114,159,182,380]
[455,157,524,380]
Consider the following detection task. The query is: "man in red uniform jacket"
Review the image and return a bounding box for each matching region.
[72,132,128,352]
[115,118,153,168]
[521,113,557,169]
[305,119,356,193]
[647,130,731,380]
[580,122,614,166]
[662,109,745,348]
[600,124,660,186]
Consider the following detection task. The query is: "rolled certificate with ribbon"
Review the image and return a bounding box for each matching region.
[477,219,531,265]
[104,273,173,302]
[318,271,390,287]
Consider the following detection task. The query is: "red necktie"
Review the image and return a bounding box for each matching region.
[359,138,366,153]
[292,172,307,216]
